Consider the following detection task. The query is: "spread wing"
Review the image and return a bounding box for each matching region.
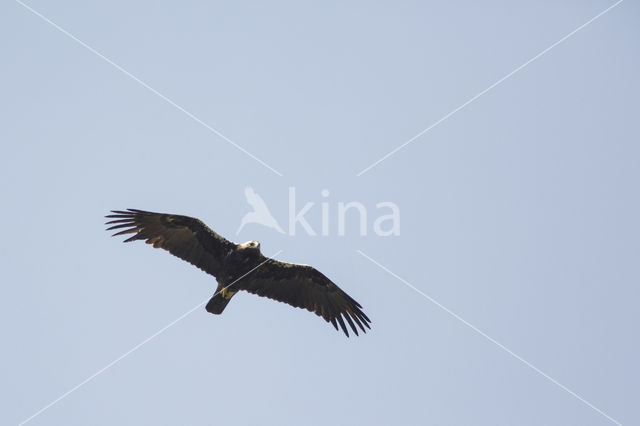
[240,258,371,337]
[105,209,235,277]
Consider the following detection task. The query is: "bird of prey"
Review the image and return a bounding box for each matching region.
[236,186,284,235]
[106,209,370,337]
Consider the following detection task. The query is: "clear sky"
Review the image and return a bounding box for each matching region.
[2,1,638,425]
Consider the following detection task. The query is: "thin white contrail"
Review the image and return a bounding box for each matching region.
[357,0,624,176]
[356,250,622,426]
[15,0,283,177]
[18,251,283,426]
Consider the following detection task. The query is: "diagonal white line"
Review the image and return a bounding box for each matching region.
[18,300,206,426]
[15,0,283,177]
[356,249,622,426]
[356,0,624,176]
[18,250,283,426]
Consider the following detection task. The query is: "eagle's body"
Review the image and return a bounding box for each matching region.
[106,209,370,337]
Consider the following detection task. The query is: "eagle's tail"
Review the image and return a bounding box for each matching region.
[205,286,235,314]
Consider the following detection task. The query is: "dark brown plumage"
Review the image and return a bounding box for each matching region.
[105,209,371,337]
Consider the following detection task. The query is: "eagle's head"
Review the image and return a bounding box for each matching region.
[238,240,261,252]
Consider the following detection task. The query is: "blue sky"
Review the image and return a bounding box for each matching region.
[1,1,638,425]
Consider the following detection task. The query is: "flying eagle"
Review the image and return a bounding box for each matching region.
[105,209,370,337]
